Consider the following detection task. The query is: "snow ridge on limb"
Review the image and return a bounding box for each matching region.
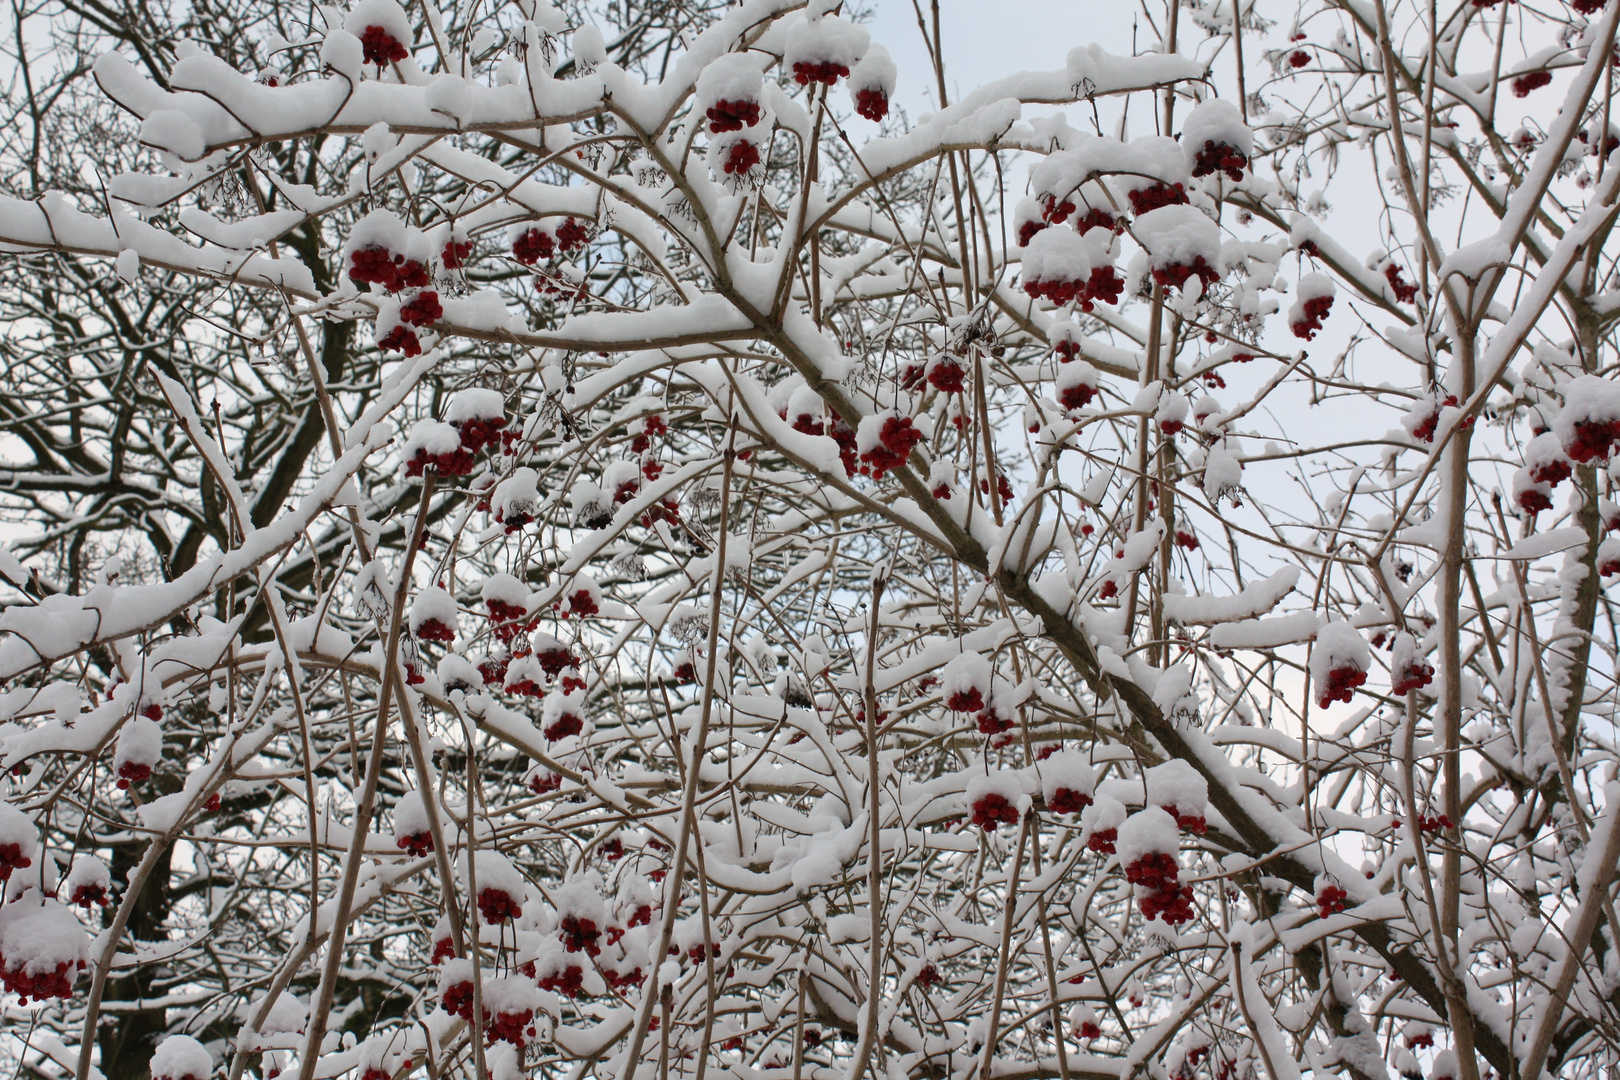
[0,354,429,681]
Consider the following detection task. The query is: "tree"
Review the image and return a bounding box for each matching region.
[1,0,1619,1079]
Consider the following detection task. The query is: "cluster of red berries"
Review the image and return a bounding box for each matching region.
[1316,884,1348,918]
[630,413,668,454]
[1511,71,1552,97]
[1391,658,1434,696]
[1191,140,1248,183]
[543,711,583,742]
[1418,814,1456,832]
[512,228,556,265]
[360,26,408,67]
[1317,662,1368,707]
[512,219,589,266]
[1058,380,1096,411]
[603,965,645,991]
[69,881,111,908]
[415,616,455,644]
[1047,788,1093,815]
[484,1007,535,1048]
[1152,256,1221,294]
[854,89,889,122]
[1408,394,1465,443]
[441,239,473,270]
[1086,828,1117,854]
[1291,294,1334,340]
[706,99,761,132]
[1125,851,1179,891]
[969,792,1019,830]
[537,964,585,997]
[927,357,965,394]
[397,830,433,857]
[116,761,152,790]
[1024,266,1124,313]
[1076,1020,1102,1040]
[486,600,535,645]
[378,325,422,357]
[403,443,474,477]
[1127,182,1187,216]
[859,415,921,478]
[459,419,511,463]
[1564,417,1620,463]
[723,141,761,175]
[430,933,455,965]
[532,643,580,679]
[1,953,85,1006]
[399,290,443,328]
[478,886,522,924]
[560,914,602,956]
[1160,804,1207,834]
[1076,208,1121,235]
[1384,263,1418,303]
[442,978,474,1022]
[976,705,1014,736]
[792,61,850,85]
[349,246,429,294]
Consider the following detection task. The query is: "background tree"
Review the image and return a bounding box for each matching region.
[1,3,1619,1080]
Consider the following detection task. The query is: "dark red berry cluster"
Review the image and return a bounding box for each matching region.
[1384,263,1417,303]
[969,792,1019,830]
[723,140,761,175]
[859,415,921,478]
[1191,140,1248,182]
[1316,663,1367,707]
[1127,182,1187,215]
[854,89,889,121]
[349,245,429,293]
[1047,787,1093,815]
[792,61,850,86]
[1291,295,1333,340]
[361,26,408,67]
[1151,256,1220,294]
[706,99,761,133]
[478,886,522,924]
